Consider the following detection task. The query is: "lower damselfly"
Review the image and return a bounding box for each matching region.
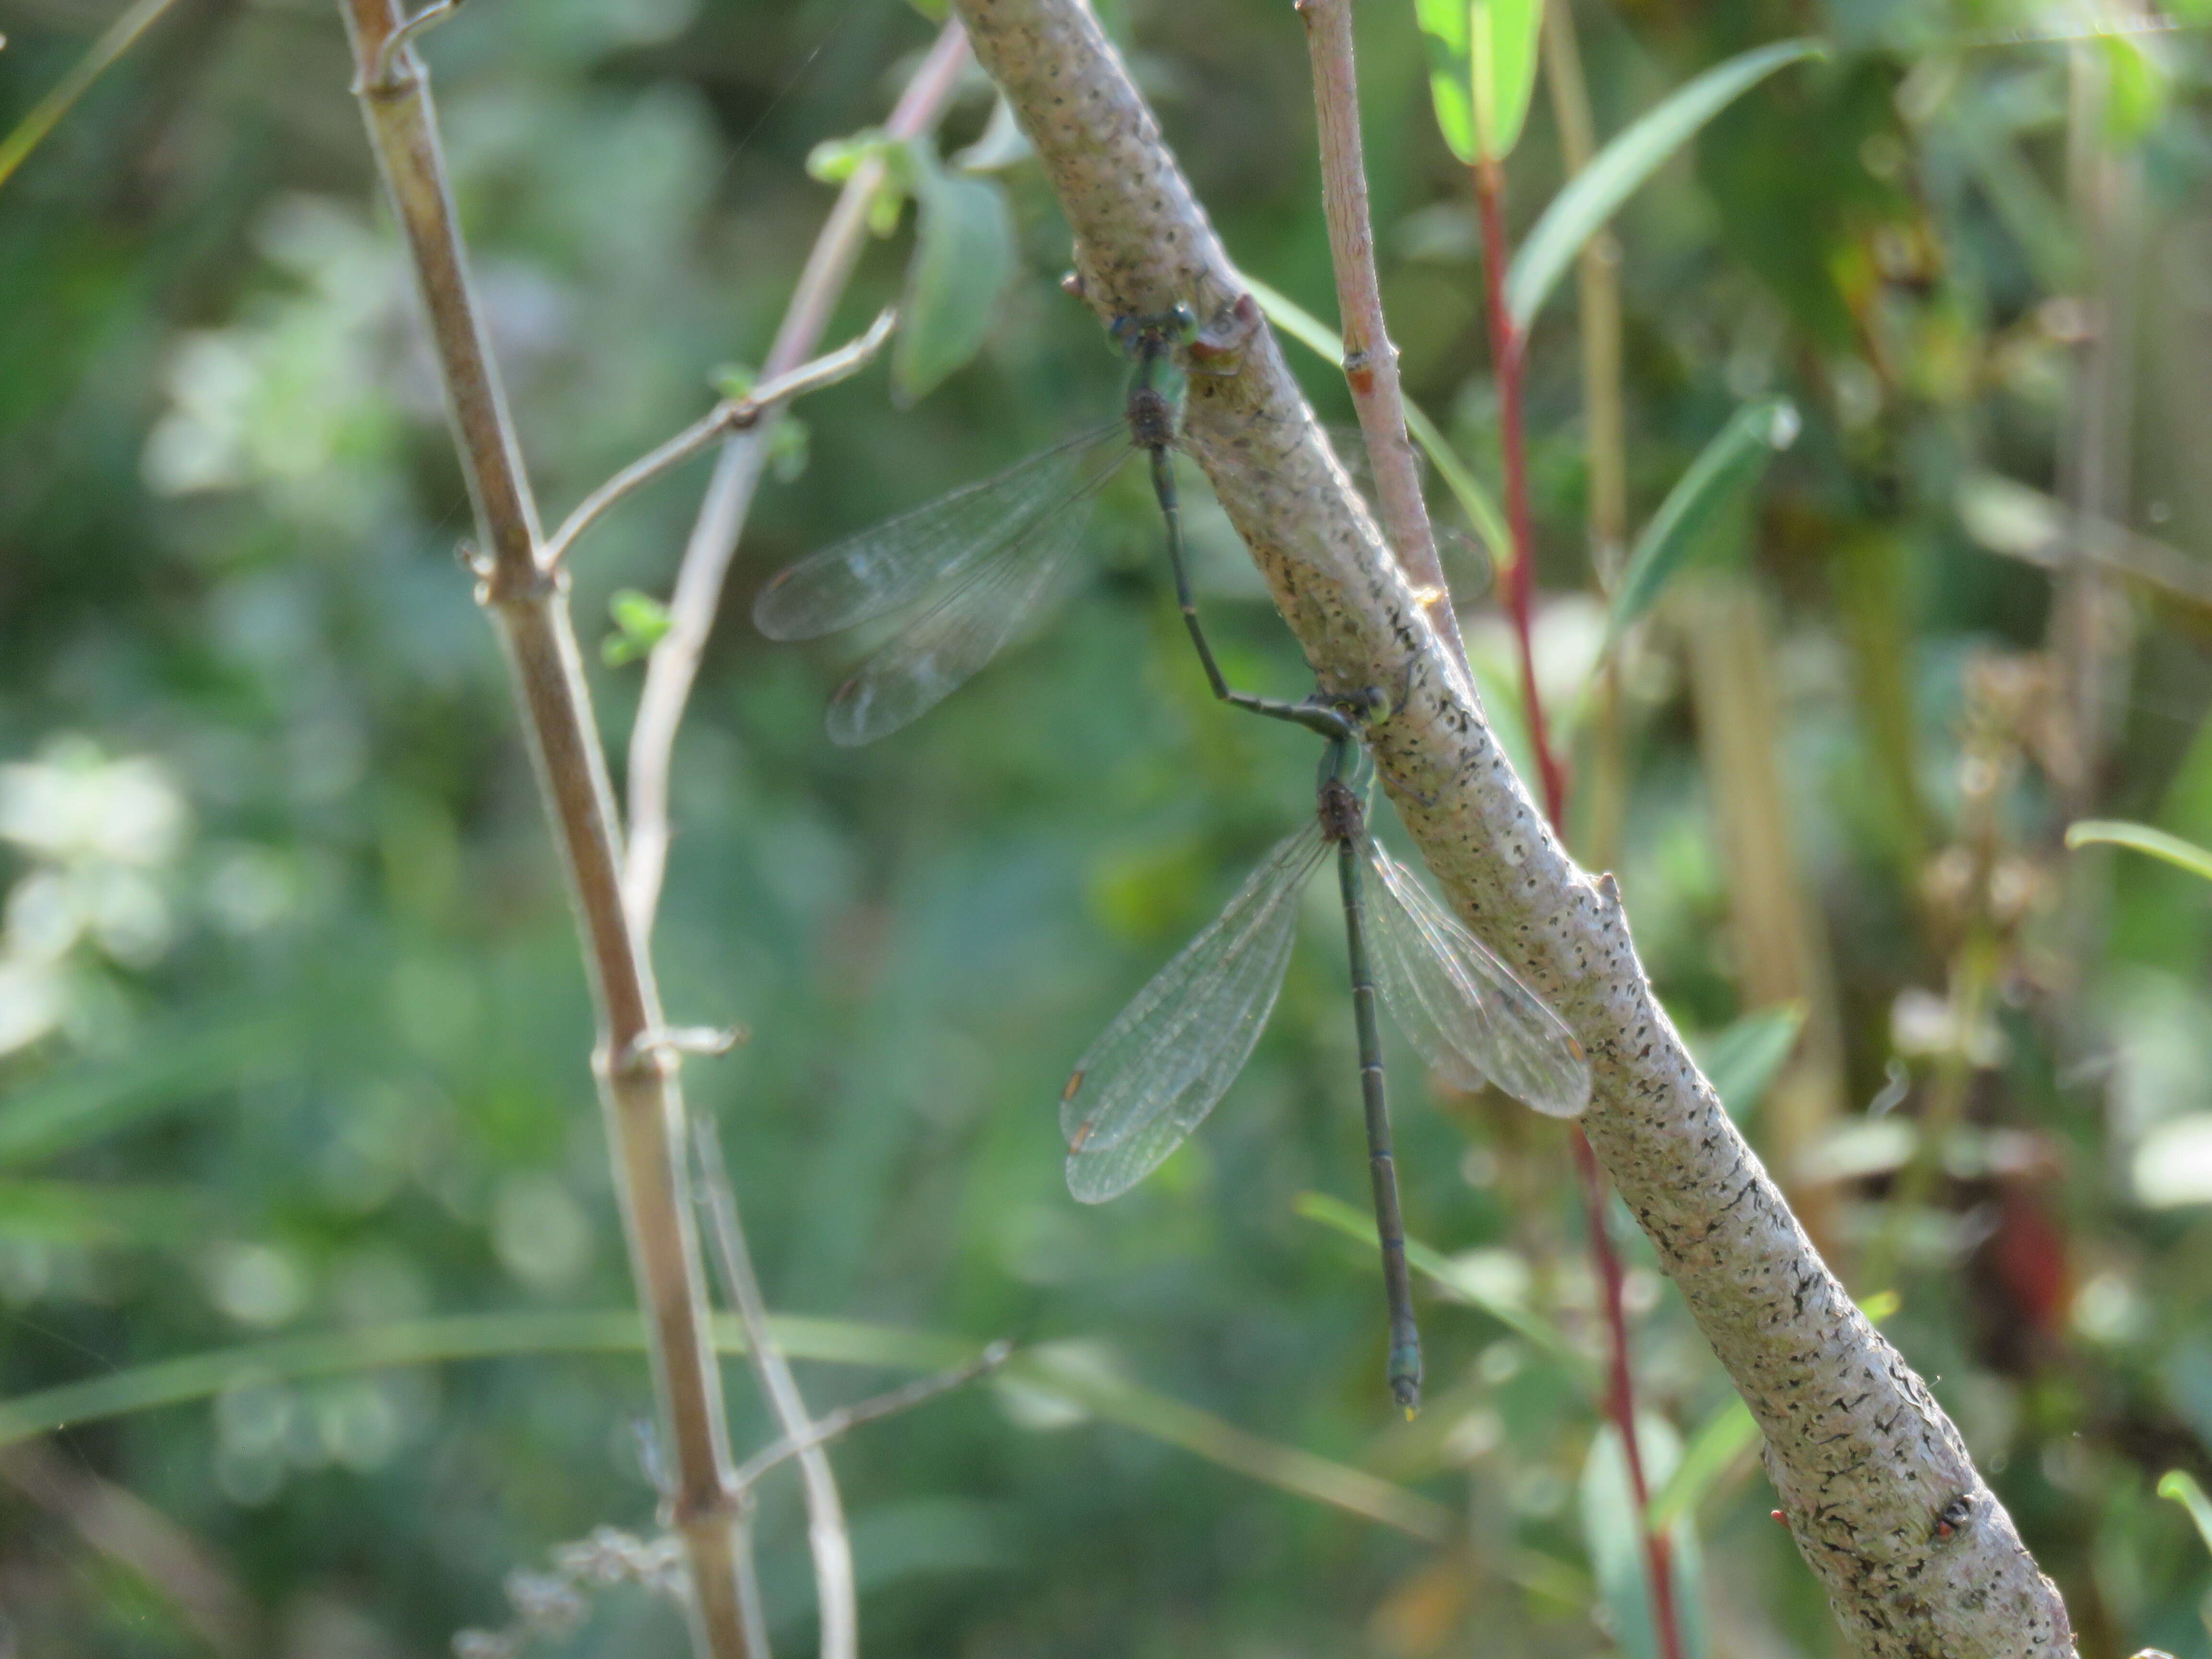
[1060,694,1592,1412]
[755,307,1286,746]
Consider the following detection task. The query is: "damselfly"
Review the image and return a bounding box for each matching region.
[1059,695,1591,1411]
[755,308,1288,746]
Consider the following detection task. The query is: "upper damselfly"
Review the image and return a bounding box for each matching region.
[755,307,1283,745]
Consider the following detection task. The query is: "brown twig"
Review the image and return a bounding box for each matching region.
[542,311,896,570]
[625,20,971,932]
[1292,0,1466,676]
[336,7,753,1654]
[693,1111,855,1659]
[947,4,2078,1651]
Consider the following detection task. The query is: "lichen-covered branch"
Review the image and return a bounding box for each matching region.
[946,3,2076,1652]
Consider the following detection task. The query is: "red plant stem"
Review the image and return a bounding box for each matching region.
[1474,156,1683,1659]
[1472,159,1568,825]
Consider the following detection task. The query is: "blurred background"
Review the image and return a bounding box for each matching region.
[3,0,2212,1654]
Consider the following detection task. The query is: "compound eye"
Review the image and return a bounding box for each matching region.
[1170,301,1198,338]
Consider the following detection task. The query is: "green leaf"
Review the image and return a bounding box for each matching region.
[805,128,913,235]
[601,587,672,667]
[1241,275,1510,568]
[2066,820,2212,884]
[1507,39,1825,331]
[1607,397,1798,642]
[1414,0,1542,164]
[2157,1469,2212,1560]
[0,1311,1449,1540]
[1690,1002,1806,1121]
[1580,1419,1710,1659]
[891,142,1017,406]
[1469,0,1542,162]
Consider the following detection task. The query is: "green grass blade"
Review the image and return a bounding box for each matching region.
[0,0,187,193]
[2065,820,2212,884]
[1607,397,1798,642]
[1294,1190,1581,1370]
[1644,1396,1756,1532]
[1506,39,1825,332]
[1242,275,1510,565]
[0,1310,1447,1540]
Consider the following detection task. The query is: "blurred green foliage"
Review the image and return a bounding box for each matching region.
[3,0,2212,1656]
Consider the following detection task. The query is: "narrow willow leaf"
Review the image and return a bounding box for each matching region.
[891,143,1015,406]
[1241,275,1511,567]
[2065,820,2212,883]
[1414,0,1543,163]
[1508,39,1824,331]
[1690,1002,1806,1121]
[1607,397,1798,642]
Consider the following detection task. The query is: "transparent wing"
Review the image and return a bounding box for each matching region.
[1363,843,1592,1118]
[1062,826,1328,1203]
[823,481,1098,746]
[753,421,1125,640]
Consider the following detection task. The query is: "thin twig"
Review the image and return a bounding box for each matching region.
[335,7,753,1655]
[1293,0,1467,677]
[542,310,896,570]
[692,1112,856,1659]
[625,19,971,933]
[732,1343,1013,1493]
[946,4,2077,1651]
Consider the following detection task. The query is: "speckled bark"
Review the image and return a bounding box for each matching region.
[948,3,2078,1654]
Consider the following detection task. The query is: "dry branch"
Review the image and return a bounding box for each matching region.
[946,2,2075,1653]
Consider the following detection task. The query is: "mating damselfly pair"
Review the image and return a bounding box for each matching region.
[754,304,1590,1410]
